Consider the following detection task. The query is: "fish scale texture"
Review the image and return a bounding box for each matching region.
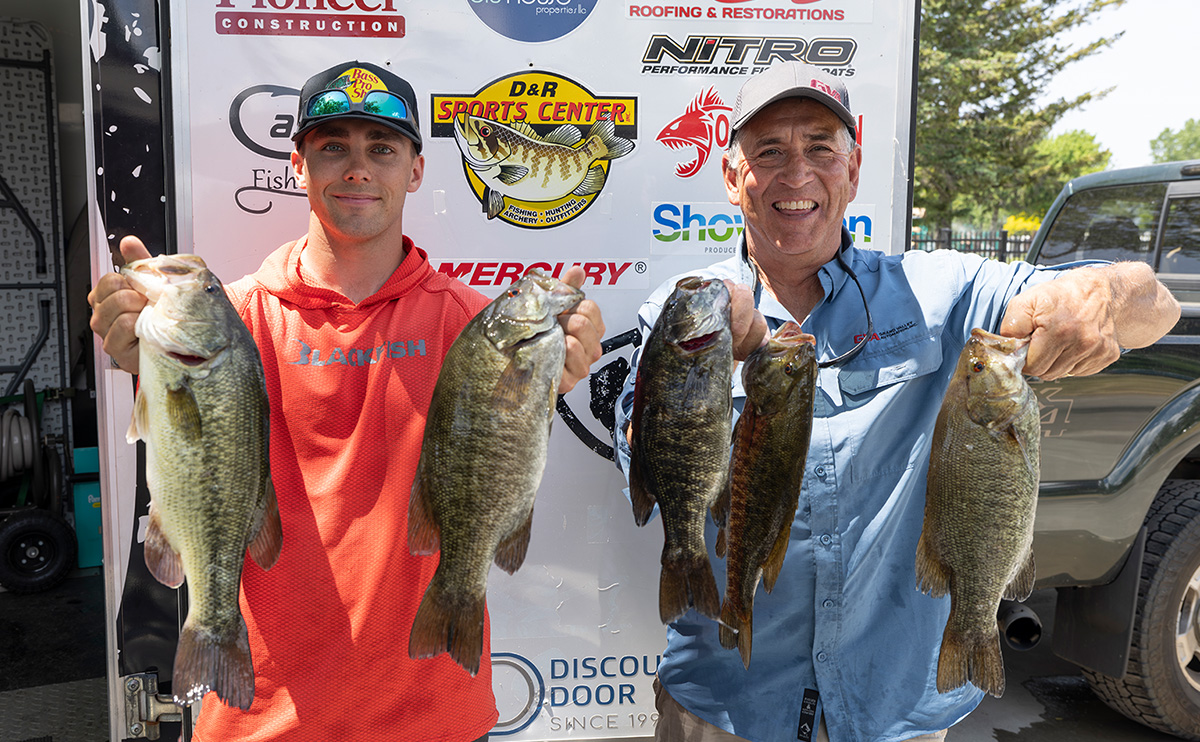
[192,237,498,742]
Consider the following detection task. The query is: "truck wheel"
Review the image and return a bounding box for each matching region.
[1083,479,1200,740]
[0,509,77,594]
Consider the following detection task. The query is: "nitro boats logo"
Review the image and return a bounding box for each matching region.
[431,72,638,229]
[641,35,858,76]
[625,0,872,23]
[657,88,731,178]
[213,0,405,38]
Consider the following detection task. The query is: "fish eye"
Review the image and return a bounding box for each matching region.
[479,124,492,137]
[784,363,795,376]
[972,361,985,373]
[507,288,521,298]
[204,283,219,294]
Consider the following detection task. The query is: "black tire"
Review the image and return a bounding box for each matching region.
[1083,479,1200,740]
[0,509,77,594]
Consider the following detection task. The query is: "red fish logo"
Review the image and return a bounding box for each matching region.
[656,88,732,179]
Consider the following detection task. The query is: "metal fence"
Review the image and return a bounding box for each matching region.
[908,229,1034,262]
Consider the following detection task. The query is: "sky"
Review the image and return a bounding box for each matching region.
[1044,0,1196,169]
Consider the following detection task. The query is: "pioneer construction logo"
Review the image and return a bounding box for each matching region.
[213,0,405,38]
[431,72,638,229]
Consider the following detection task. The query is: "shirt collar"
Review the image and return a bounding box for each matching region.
[738,226,858,322]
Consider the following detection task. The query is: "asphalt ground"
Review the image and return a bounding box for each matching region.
[0,576,1188,741]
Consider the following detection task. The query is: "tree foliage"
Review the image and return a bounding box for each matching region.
[1150,119,1200,163]
[915,0,1124,231]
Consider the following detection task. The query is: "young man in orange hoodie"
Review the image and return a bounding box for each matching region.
[88,60,605,742]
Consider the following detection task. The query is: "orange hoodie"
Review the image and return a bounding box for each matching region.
[194,236,497,742]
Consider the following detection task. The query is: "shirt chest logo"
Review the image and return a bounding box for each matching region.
[289,338,427,367]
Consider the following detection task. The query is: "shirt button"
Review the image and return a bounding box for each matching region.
[815,465,826,477]
[820,534,832,546]
[817,652,828,663]
[823,599,835,609]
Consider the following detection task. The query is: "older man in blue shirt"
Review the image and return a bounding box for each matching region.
[613,62,1180,742]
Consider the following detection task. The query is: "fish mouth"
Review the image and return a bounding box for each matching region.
[677,331,721,353]
[169,352,209,366]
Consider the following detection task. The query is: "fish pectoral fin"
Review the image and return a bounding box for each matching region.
[143,504,185,589]
[1003,548,1036,602]
[248,477,283,571]
[914,530,951,597]
[407,454,440,555]
[761,520,795,593]
[492,358,535,411]
[494,506,535,575]
[166,383,203,441]
[1007,424,1037,479]
[572,165,607,196]
[484,188,505,220]
[496,164,529,186]
[127,389,149,443]
[589,119,635,160]
[628,452,658,526]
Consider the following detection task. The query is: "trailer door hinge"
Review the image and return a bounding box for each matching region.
[122,672,183,739]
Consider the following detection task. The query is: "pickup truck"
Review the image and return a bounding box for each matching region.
[1023,159,1200,740]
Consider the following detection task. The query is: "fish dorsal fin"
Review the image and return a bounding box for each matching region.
[144,504,185,588]
[166,384,203,441]
[588,119,635,160]
[544,124,583,146]
[494,505,535,575]
[407,449,441,555]
[573,165,607,196]
[509,121,544,141]
[248,477,283,571]
[761,516,794,593]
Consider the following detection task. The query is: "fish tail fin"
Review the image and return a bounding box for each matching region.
[936,623,1006,698]
[915,531,951,598]
[659,553,720,624]
[1003,548,1036,602]
[408,578,485,677]
[589,119,635,160]
[173,618,254,710]
[248,477,283,571]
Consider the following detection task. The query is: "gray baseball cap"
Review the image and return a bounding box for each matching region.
[730,62,856,139]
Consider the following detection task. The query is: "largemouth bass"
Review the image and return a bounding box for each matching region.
[629,276,733,624]
[715,321,817,669]
[123,254,281,710]
[408,268,584,675]
[916,328,1039,698]
[453,113,635,219]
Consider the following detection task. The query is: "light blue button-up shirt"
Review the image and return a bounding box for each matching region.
[614,230,1067,742]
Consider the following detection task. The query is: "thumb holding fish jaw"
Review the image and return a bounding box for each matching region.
[556,265,606,394]
[87,235,154,375]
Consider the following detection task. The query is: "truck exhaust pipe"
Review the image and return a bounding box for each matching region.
[997,600,1042,651]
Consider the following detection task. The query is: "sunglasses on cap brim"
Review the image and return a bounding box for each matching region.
[304,88,414,127]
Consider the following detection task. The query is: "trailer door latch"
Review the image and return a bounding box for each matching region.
[122,672,183,739]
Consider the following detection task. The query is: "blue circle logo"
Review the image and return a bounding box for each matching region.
[467,0,597,43]
[491,652,546,735]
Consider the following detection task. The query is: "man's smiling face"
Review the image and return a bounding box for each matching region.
[723,97,861,269]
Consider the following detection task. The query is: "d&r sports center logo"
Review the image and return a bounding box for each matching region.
[431,72,638,229]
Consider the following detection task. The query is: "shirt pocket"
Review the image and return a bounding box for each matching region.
[833,333,944,485]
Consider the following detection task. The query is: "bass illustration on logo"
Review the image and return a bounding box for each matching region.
[432,71,638,229]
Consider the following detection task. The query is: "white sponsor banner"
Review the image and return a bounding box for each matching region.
[162,1,917,738]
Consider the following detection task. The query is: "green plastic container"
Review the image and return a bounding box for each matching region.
[72,447,103,569]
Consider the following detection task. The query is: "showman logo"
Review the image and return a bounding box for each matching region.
[431,72,638,229]
[656,88,731,178]
[641,35,858,76]
[213,0,405,38]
